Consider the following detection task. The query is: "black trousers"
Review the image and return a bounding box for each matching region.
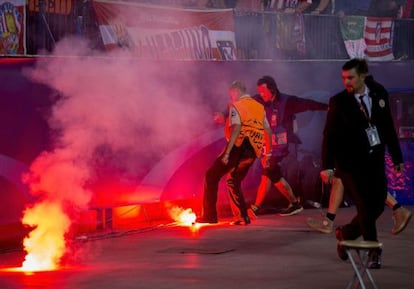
[202,139,257,221]
[337,156,387,241]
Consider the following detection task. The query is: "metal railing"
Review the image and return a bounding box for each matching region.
[24,1,414,60]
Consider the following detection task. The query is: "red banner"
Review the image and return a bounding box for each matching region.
[92,0,236,60]
[0,0,26,55]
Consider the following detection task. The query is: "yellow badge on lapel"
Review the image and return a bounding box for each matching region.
[379,99,385,108]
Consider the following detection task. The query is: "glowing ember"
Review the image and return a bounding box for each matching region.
[168,206,196,226]
[21,200,70,272]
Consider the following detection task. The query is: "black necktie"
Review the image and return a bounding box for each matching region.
[359,95,370,117]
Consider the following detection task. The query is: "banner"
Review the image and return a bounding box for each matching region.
[339,16,367,59]
[0,0,26,55]
[92,0,236,60]
[340,16,394,61]
[275,13,306,56]
[364,17,394,61]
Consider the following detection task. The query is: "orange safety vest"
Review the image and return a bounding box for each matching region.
[228,97,266,157]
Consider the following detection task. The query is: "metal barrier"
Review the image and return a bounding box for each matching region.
[234,11,414,60]
[24,2,414,60]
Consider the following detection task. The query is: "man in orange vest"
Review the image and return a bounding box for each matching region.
[197,80,272,225]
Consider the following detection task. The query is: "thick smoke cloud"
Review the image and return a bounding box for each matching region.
[19,36,224,269]
[24,37,215,205]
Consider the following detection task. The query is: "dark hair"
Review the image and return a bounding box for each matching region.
[229,80,246,94]
[342,58,369,75]
[257,75,279,96]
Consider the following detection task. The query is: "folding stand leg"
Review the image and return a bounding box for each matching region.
[345,249,379,289]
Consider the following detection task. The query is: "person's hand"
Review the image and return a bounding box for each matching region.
[221,152,230,165]
[320,169,334,184]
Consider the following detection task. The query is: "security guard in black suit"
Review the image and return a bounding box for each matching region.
[320,58,404,268]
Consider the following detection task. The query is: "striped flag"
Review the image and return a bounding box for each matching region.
[364,17,394,61]
[340,16,395,61]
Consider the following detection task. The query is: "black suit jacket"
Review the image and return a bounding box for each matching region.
[322,75,403,174]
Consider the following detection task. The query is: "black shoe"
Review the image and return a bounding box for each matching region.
[368,248,382,269]
[196,217,218,224]
[336,243,348,261]
[279,203,304,216]
[230,216,251,225]
[335,227,348,261]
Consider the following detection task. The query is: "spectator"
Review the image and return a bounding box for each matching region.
[369,0,405,18]
[309,0,333,14]
[334,0,372,16]
[401,0,414,18]
[283,0,312,13]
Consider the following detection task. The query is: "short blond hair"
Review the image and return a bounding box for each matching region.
[229,80,246,94]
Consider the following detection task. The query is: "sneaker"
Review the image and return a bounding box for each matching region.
[247,204,259,220]
[392,207,412,235]
[368,248,382,269]
[335,227,348,261]
[279,203,304,216]
[306,217,334,234]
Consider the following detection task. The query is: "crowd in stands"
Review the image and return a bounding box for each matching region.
[135,0,414,18]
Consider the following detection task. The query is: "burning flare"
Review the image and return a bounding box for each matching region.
[18,150,92,272]
[21,200,71,271]
[168,206,196,226]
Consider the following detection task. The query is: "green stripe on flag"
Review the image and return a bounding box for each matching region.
[340,16,365,41]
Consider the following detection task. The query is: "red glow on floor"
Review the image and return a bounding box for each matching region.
[1,266,43,274]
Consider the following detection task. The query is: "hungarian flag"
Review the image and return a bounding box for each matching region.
[92,0,236,60]
[339,16,367,59]
[364,17,394,61]
[340,16,394,61]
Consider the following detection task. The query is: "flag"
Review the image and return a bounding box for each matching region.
[92,0,236,60]
[0,0,26,55]
[340,15,395,61]
[275,13,306,56]
[364,17,394,61]
[339,16,367,59]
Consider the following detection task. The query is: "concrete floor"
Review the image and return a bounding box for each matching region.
[0,206,413,289]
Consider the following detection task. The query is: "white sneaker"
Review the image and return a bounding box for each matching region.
[306,217,334,234]
[392,207,412,235]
